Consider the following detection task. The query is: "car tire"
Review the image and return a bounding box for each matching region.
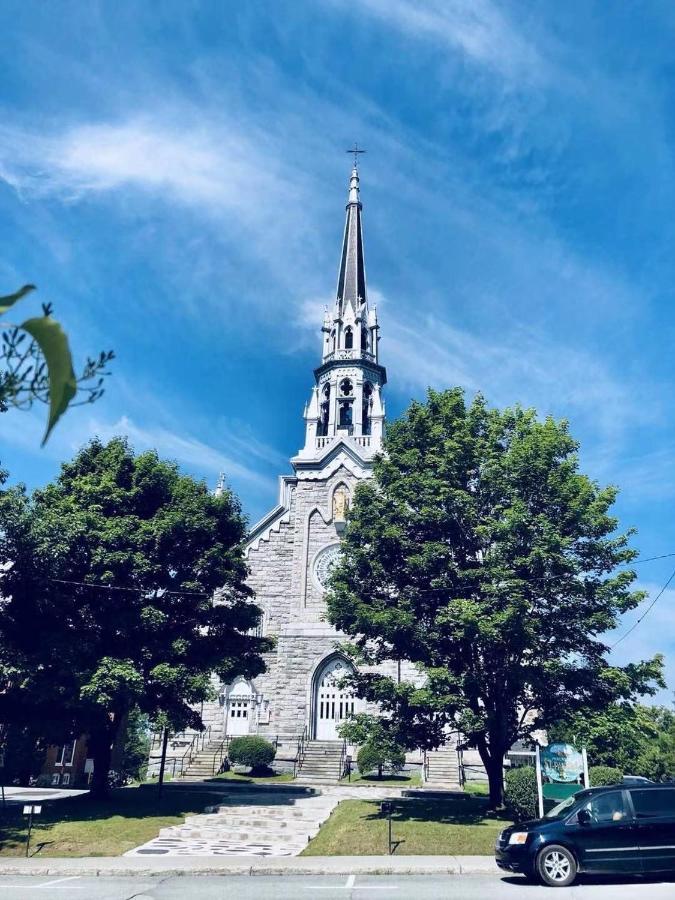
[536,844,577,887]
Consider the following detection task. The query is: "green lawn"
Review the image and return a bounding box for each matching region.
[0,786,224,857]
[302,796,511,856]
[340,770,422,787]
[208,769,295,784]
[463,781,489,796]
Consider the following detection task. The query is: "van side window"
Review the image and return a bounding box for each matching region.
[631,789,675,818]
[583,791,627,823]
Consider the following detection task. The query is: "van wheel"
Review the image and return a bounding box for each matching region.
[536,844,577,887]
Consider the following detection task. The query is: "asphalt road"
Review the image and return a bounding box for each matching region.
[2,873,675,899]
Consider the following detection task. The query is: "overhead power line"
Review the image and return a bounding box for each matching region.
[611,566,675,650]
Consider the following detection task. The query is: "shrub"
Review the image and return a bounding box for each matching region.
[227,735,276,773]
[589,765,623,787]
[505,766,537,822]
[357,740,406,778]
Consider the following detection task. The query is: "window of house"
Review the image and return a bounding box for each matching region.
[62,773,71,786]
[51,773,60,786]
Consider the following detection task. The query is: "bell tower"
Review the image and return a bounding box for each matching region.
[296,163,386,464]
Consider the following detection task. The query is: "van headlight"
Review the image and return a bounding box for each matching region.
[508,832,528,845]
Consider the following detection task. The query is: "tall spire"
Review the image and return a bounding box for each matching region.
[295,162,386,465]
[335,165,367,316]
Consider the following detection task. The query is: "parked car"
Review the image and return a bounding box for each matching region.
[495,783,675,887]
[622,775,653,785]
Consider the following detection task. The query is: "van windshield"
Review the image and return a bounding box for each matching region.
[545,794,580,819]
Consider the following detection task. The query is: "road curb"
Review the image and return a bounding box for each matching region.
[0,855,500,878]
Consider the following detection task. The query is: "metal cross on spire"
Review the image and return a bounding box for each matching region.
[347,143,366,168]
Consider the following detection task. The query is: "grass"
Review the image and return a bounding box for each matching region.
[463,781,489,796]
[340,770,422,787]
[208,769,295,784]
[302,796,511,856]
[0,785,225,857]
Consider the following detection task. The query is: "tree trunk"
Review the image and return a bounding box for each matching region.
[476,738,506,809]
[87,728,114,799]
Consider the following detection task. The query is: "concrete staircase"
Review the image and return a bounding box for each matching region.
[424,745,462,789]
[178,741,224,781]
[127,789,338,857]
[296,740,344,784]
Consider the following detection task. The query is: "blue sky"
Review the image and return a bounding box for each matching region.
[1,1,674,701]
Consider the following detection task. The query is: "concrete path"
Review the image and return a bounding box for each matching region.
[125,784,404,858]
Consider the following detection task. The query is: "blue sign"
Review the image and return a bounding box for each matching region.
[540,743,584,784]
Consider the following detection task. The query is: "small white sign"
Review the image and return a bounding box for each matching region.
[84,758,94,774]
[23,805,41,815]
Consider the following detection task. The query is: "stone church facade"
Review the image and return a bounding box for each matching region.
[200,165,408,762]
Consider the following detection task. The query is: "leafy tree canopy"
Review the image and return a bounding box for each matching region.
[0,437,271,795]
[327,389,663,806]
[550,701,675,780]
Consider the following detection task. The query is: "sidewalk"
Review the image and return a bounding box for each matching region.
[0,855,500,877]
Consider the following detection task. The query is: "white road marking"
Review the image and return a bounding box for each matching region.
[302,876,397,891]
[0,877,86,890]
[35,877,83,888]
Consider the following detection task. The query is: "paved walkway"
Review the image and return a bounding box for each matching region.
[126,785,404,858]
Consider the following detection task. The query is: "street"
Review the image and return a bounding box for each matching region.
[2,873,675,899]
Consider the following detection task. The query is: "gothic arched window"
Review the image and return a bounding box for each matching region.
[362,382,373,435]
[338,399,353,432]
[344,327,353,350]
[319,383,330,436]
[339,378,353,396]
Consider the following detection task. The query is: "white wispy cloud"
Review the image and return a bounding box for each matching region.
[1,404,278,494]
[335,0,545,81]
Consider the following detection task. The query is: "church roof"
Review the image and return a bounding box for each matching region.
[335,166,367,315]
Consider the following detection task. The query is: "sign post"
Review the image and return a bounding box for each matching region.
[535,745,544,819]
[23,804,42,857]
[582,747,589,789]
[380,800,394,855]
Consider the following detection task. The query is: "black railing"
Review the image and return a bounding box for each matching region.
[338,739,348,780]
[212,737,231,776]
[293,725,308,778]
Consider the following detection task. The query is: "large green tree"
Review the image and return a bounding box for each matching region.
[0,438,271,796]
[549,701,675,780]
[327,389,663,807]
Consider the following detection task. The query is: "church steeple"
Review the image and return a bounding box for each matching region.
[335,166,367,317]
[296,162,386,465]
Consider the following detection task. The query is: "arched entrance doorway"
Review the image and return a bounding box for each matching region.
[313,656,360,740]
[225,677,253,736]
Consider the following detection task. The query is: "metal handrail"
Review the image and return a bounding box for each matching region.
[293,725,308,778]
[338,738,348,780]
[212,737,231,775]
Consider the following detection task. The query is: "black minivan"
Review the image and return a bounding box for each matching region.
[495,783,675,887]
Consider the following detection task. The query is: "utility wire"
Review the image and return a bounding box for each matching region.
[48,577,209,597]
[610,566,675,650]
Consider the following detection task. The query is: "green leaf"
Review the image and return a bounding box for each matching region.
[0,284,36,316]
[20,315,77,444]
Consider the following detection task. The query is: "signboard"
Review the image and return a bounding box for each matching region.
[535,743,589,817]
[23,805,41,815]
[84,758,94,774]
[540,743,585,784]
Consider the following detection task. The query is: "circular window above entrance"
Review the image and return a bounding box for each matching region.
[313,543,342,592]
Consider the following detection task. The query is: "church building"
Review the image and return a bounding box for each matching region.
[200,163,405,768]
